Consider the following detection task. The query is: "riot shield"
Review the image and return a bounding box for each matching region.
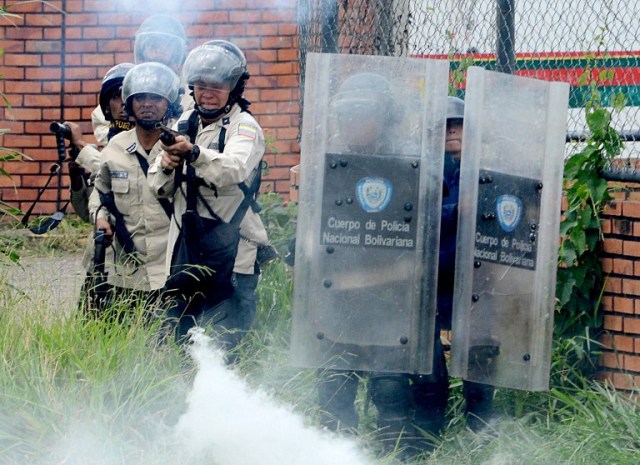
[451,67,569,391]
[290,53,449,374]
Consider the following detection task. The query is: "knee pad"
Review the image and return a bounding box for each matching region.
[369,374,412,416]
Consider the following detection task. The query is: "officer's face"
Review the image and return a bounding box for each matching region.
[131,93,169,121]
[193,80,232,110]
[136,35,184,73]
[109,92,126,120]
[445,119,463,156]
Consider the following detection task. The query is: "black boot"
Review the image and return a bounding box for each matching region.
[463,380,495,432]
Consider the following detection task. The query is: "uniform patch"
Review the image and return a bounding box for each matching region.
[238,124,257,139]
[110,170,128,179]
[126,143,137,153]
[207,142,219,151]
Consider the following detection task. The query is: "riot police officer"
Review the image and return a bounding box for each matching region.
[440,96,495,432]
[65,62,135,221]
[91,15,188,145]
[88,62,182,299]
[148,41,268,354]
[315,72,442,459]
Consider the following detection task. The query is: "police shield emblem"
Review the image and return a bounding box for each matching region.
[356,177,393,213]
[496,195,522,232]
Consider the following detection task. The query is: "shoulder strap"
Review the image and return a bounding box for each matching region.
[134,153,173,219]
[182,111,200,143]
[97,189,137,256]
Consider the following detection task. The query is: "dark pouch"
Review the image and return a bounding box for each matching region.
[165,210,240,295]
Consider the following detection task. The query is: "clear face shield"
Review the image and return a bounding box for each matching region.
[134,32,187,70]
[329,94,386,151]
[183,44,243,90]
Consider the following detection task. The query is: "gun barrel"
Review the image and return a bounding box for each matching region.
[50,121,73,141]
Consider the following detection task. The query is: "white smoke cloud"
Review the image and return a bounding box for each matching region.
[173,328,375,465]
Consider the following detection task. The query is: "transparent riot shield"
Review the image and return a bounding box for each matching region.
[290,53,449,374]
[451,67,569,391]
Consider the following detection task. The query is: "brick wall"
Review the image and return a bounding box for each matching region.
[599,186,640,391]
[0,0,300,215]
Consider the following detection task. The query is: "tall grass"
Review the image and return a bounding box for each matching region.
[1,251,639,464]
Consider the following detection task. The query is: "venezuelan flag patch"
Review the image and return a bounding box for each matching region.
[238,124,258,139]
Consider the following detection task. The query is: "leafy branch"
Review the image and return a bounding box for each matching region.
[555,61,624,363]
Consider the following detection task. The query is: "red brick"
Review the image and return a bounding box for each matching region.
[66,14,99,26]
[260,88,293,101]
[24,13,63,26]
[604,314,623,331]
[262,10,296,23]
[82,27,116,39]
[248,49,278,63]
[82,54,115,66]
[66,67,99,80]
[612,218,633,235]
[623,202,640,219]
[276,127,299,140]
[600,332,614,349]
[623,354,640,373]
[8,108,43,120]
[624,318,640,335]
[212,24,246,37]
[43,29,62,40]
[25,67,62,80]
[4,54,42,66]
[621,278,640,296]
[613,372,636,390]
[277,74,300,87]
[614,334,636,352]
[230,10,262,23]
[601,257,613,273]
[66,41,98,53]
[601,218,612,234]
[623,240,640,258]
[600,350,623,369]
[6,27,44,40]
[603,201,622,216]
[613,258,634,275]
[261,36,293,49]
[43,55,62,66]
[613,296,635,314]
[603,238,623,254]
[277,49,298,61]
[604,276,622,293]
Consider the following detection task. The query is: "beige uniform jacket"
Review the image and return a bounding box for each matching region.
[89,128,171,291]
[148,105,268,276]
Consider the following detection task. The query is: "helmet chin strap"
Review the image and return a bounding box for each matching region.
[194,102,233,120]
[136,118,162,130]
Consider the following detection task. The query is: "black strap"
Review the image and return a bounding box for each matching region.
[97,189,137,256]
[180,111,260,226]
[218,126,227,153]
[134,152,173,219]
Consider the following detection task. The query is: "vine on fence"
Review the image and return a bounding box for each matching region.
[555,65,625,371]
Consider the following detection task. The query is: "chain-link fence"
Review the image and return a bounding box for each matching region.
[299,0,640,180]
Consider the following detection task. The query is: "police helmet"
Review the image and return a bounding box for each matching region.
[122,62,182,122]
[183,41,250,118]
[447,96,465,121]
[134,14,188,69]
[331,72,399,125]
[99,63,134,121]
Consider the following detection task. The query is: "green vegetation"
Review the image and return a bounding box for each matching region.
[1,213,639,464]
[555,65,625,376]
